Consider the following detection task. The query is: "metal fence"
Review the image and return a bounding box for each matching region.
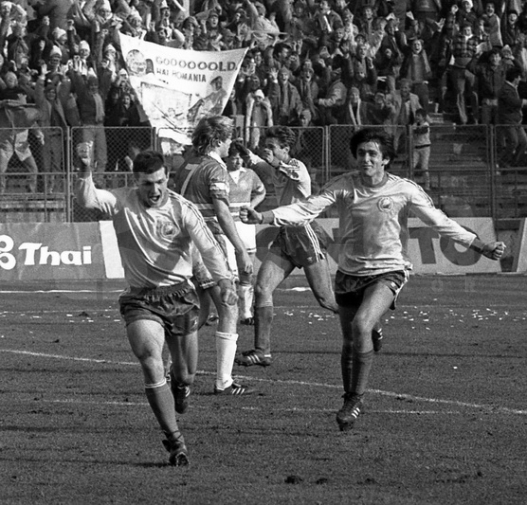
[1,124,526,224]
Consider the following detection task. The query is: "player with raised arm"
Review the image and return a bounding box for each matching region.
[75,145,237,465]
[241,127,506,431]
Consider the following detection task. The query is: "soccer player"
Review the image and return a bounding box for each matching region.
[172,115,254,395]
[235,125,339,368]
[225,140,266,325]
[75,146,237,466]
[240,127,506,430]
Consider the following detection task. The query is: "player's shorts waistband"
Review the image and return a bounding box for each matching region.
[126,280,194,297]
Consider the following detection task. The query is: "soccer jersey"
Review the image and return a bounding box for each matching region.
[172,152,230,235]
[76,175,232,288]
[262,172,478,276]
[272,158,312,205]
[227,167,266,221]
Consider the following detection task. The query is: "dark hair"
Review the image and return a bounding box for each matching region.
[133,150,166,175]
[192,116,233,155]
[506,66,522,82]
[349,127,395,161]
[228,140,250,157]
[264,125,297,148]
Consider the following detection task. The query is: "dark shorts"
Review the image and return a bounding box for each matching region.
[334,270,409,309]
[119,281,200,337]
[269,221,330,268]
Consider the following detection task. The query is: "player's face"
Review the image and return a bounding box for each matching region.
[263,139,289,163]
[217,136,232,158]
[226,152,243,171]
[355,140,389,185]
[135,167,169,208]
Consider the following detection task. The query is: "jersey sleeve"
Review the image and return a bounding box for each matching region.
[75,175,118,215]
[408,184,477,247]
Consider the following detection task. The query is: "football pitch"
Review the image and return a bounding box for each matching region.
[1,275,526,505]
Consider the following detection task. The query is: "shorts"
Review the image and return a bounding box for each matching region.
[269,221,330,268]
[119,281,200,337]
[235,220,256,254]
[334,270,409,309]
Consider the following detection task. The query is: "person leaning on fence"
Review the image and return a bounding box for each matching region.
[239,127,506,431]
[497,65,527,168]
[74,145,238,466]
[0,72,41,194]
[34,63,70,193]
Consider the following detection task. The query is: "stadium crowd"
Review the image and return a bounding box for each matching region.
[3,0,527,193]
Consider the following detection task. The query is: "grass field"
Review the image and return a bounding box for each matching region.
[1,275,526,505]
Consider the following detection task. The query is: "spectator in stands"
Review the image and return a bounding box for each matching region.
[497,65,527,167]
[35,63,70,192]
[295,58,320,125]
[451,22,479,124]
[70,64,109,183]
[244,0,280,49]
[375,45,403,94]
[244,88,273,150]
[313,0,343,47]
[342,42,378,100]
[412,107,431,190]
[364,89,397,133]
[400,37,433,112]
[345,86,368,126]
[267,66,303,126]
[475,48,506,125]
[0,72,41,194]
[314,57,347,125]
[388,77,422,152]
[34,0,74,32]
[481,1,503,49]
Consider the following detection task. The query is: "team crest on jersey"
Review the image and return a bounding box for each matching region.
[156,219,178,239]
[377,197,395,213]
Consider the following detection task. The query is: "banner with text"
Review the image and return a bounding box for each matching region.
[119,34,247,144]
[0,223,104,281]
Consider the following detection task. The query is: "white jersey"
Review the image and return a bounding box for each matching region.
[76,175,232,288]
[263,172,478,276]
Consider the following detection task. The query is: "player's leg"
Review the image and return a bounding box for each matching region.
[336,283,394,431]
[127,319,188,465]
[207,283,254,395]
[239,251,255,325]
[303,256,339,313]
[236,251,295,366]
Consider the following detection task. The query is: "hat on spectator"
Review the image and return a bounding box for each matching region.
[49,45,62,58]
[160,0,169,8]
[208,9,219,19]
[254,2,266,16]
[462,0,473,7]
[97,0,111,11]
[128,8,142,22]
[254,89,265,98]
[52,27,67,40]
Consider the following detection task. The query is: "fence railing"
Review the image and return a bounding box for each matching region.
[0,124,526,224]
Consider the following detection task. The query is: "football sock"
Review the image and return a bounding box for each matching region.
[215,331,238,390]
[144,380,179,435]
[238,283,254,320]
[254,305,273,355]
[350,349,374,397]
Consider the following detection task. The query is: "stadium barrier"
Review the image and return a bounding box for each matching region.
[0,218,505,282]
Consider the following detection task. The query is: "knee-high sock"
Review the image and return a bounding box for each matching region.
[350,349,374,397]
[216,331,238,390]
[238,283,254,320]
[254,305,273,356]
[145,380,179,437]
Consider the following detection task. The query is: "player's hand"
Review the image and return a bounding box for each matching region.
[240,206,263,224]
[481,241,506,260]
[236,250,253,276]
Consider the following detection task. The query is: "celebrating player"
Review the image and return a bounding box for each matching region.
[240,127,506,431]
[75,146,237,466]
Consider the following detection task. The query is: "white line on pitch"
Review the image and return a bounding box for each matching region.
[2,348,526,416]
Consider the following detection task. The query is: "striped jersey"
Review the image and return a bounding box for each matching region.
[173,153,230,234]
[76,175,232,288]
[263,172,478,276]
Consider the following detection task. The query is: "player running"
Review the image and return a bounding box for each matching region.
[241,127,506,431]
